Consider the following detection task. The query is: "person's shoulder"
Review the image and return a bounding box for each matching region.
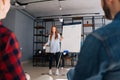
[0,25,13,38]
[0,26,15,46]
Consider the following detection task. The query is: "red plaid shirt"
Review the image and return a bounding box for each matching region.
[0,22,26,80]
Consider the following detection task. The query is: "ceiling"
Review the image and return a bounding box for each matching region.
[11,0,104,18]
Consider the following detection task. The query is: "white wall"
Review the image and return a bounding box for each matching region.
[15,10,33,61]
[2,9,34,61]
[2,8,16,31]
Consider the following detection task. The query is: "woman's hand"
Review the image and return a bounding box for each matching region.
[60,36,63,41]
[44,44,46,47]
[43,44,47,49]
[44,44,49,47]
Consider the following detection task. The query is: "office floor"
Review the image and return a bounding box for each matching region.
[23,62,71,80]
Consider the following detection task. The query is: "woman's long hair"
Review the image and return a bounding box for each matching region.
[50,26,59,41]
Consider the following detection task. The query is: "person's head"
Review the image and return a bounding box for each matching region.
[51,26,58,34]
[0,0,10,20]
[50,26,59,40]
[101,0,120,20]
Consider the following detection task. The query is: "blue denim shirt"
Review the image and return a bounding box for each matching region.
[73,12,120,80]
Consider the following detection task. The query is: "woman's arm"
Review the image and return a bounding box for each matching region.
[60,36,63,41]
[44,35,50,46]
[58,33,63,41]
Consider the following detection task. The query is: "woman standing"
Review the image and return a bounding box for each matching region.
[44,26,64,75]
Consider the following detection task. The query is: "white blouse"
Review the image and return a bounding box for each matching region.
[45,33,61,53]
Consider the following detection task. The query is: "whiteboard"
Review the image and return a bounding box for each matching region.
[61,23,82,52]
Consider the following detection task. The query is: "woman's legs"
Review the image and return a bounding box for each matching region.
[49,52,65,75]
[61,53,65,68]
[54,52,60,75]
[49,54,54,69]
[55,52,65,68]
[55,52,60,68]
[49,54,54,75]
